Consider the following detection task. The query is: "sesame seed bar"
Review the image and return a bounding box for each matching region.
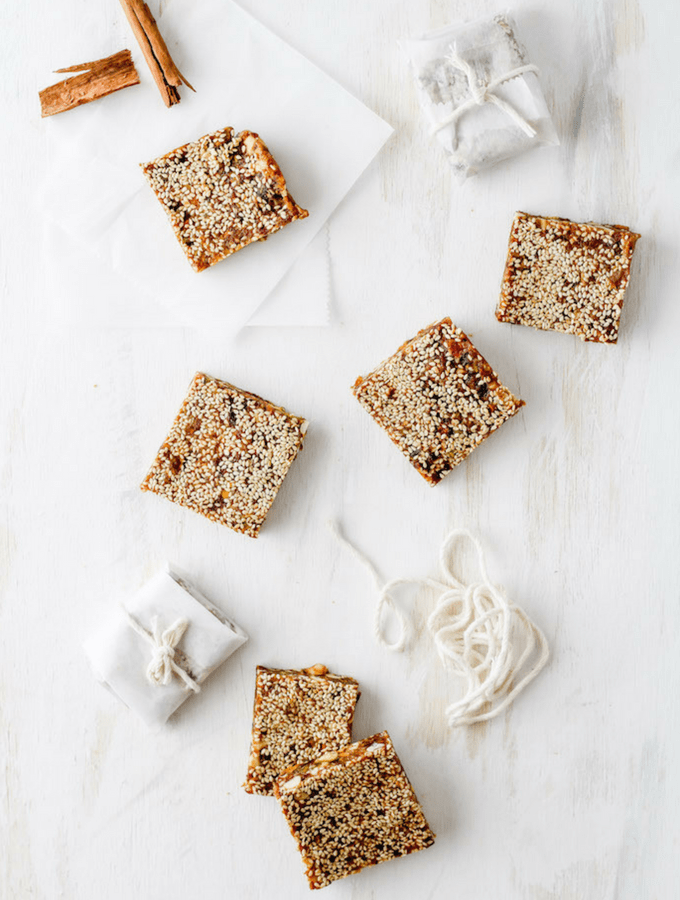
[245,665,360,797]
[352,318,524,485]
[275,731,435,890]
[496,211,641,343]
[140,373,308,538]
[141,126,308,272]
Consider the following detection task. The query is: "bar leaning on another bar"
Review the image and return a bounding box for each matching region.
[140,373,308,538]
[275,731,435,890]
[496,211,641,343]
[245,665,360,796]
[141,126,308,272]
[352,318,524,485]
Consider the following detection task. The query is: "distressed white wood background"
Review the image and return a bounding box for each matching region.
[2,0,679,897]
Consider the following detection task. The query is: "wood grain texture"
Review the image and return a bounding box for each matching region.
[2,0,680,897]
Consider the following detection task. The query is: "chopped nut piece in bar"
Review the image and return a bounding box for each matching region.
[275,731,435,890]
[496,211,641,343]
[352,318,524,485]
[141,126,308,272]
[245,665,360,796]
[140,373,308,538]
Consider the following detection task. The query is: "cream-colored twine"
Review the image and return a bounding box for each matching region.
[123,609,201,693]
[331,524,549,726]
[431,51,540,142]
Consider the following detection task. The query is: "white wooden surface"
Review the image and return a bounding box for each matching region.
[2,0,679,897]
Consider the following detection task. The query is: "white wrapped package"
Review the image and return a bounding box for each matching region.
[83,567,247,728]
[401,13,558,179]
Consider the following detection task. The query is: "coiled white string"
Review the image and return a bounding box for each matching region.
[331,524,549,726]
[431,50,539,142]
[124,609,201,693]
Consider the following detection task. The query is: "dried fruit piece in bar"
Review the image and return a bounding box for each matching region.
[140,372,308,538]
[141,126,308,272]
[245,665,360,797]
[275,731,435,890]
[352,317,524,485]
[495,211,641,343]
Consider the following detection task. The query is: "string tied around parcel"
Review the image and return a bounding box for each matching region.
[331,524,549,727]
[431,50,540,143]
[124,609,201,693]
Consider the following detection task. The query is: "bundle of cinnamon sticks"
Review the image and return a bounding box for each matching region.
[40,0,194,118]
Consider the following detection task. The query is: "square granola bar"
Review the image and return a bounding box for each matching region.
[245,665,360,797]
[141,126,308,272]
[140,373,308,538]
[495,211,640,343]
[352,318,524,485]
[275,731,435,889]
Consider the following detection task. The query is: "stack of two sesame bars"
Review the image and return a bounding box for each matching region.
[243,664,435,890]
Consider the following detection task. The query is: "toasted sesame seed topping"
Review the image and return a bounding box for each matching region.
[140,373,308,538]
[244,665,361,797]
[274,731,435,889]
[352,318,524,485]
[140,126,308,272]
[495,211,641,344]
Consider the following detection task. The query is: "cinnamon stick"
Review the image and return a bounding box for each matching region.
[118,0,194,107]
[39,50,140,117]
